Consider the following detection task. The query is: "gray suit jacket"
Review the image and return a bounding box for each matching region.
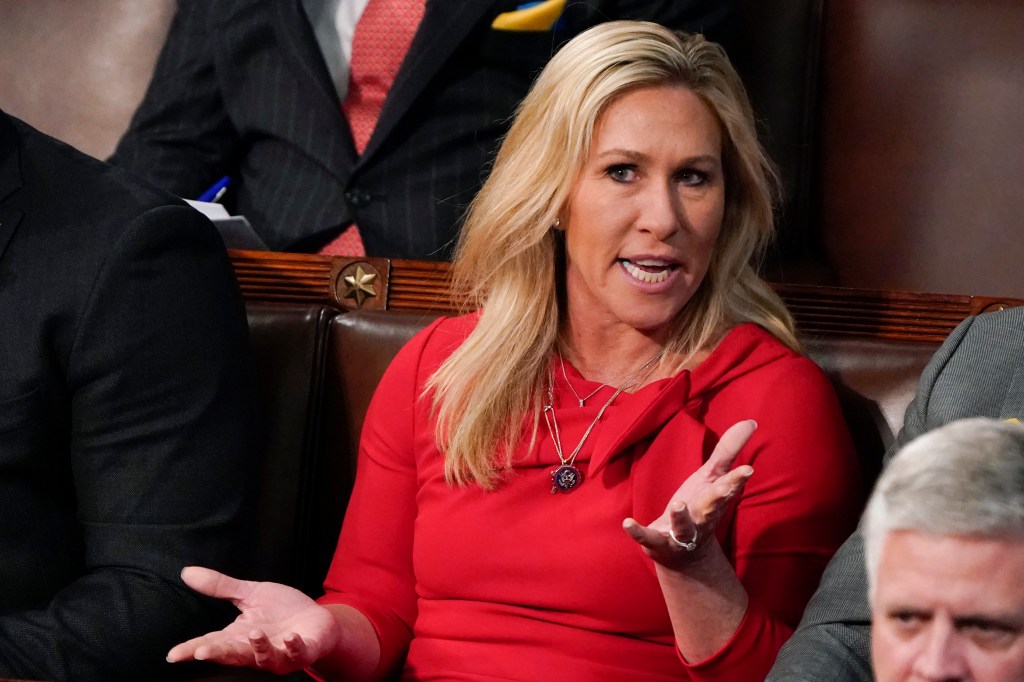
[110,0,731,258]
[767,305,1024,680]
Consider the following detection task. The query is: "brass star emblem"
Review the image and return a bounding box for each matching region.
[341,265,378,307]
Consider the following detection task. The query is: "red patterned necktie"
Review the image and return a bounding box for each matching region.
[321,0,427,257]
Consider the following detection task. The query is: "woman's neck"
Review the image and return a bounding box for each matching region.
[559,321,719,388]
[560,323,669,387]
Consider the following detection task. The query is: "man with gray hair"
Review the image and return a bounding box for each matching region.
[864,417,1024,682]
[768,305,1024,681]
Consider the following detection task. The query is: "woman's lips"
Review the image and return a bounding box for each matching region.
[620,258,678,284]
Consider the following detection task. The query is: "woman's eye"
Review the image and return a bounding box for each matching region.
[679,170,709,187]
[607,165,636,183]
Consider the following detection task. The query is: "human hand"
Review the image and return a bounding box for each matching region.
[166,566,341,674]
[622,420,756,567]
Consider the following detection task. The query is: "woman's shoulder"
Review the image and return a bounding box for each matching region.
[391,310,481,371]
[703,325,854,463]
[727,321,798,351]
[695,322,830,395]
[415,310,480,352]
[727,323,839,396]
[713,322,810,370]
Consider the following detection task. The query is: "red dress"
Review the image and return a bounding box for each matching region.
[319,314,861,681]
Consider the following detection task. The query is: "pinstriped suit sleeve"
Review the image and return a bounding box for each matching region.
[768,308,1024,680]
[109,1,237,200]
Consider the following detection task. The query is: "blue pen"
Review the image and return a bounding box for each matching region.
[197,176,231,203]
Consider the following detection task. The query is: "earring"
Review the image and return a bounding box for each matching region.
[553,218,562,229]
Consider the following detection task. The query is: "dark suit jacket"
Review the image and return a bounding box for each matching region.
[109,0,731,259]
[767,305,1024,681]
[0,111,254,681]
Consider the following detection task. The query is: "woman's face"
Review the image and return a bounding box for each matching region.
[562,84,725,341]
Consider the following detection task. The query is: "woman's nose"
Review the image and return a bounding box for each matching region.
[635,182,682,240]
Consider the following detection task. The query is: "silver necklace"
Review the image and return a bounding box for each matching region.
[558,353,608,407]
[543,348,665,493]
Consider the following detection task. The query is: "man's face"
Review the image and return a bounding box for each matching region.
[872,530,1024,682]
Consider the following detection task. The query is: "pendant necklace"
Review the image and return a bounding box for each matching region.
[558,353,609,407]
[543,348,665,493]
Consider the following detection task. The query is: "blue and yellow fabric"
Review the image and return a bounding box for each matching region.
[492,0,566,31]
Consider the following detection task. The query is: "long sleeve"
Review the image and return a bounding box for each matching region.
[0,205,255,681]
[317,318,449,679]
[672,353,862,680]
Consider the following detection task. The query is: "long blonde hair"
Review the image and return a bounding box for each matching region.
[428,21,797,488]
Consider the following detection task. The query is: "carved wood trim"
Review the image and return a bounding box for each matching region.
[230,250,1023,342]
[230,250,392,311]
[776,284,1021,342]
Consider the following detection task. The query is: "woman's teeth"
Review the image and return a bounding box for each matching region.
[621,259,673,283]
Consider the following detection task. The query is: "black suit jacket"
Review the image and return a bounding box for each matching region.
[0,111,254,681]
[110,0,732,258]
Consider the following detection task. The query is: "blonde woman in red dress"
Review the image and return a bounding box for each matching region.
[168,21,861,681]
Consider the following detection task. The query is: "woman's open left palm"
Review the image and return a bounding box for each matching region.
[623,420,756,567]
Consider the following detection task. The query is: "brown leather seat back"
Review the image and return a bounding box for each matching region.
[302,310,938,585]
[803,336,938,482]
[303,311,440,595]
[325,311,440,460]
[818,0,1024,296]
[244,302,336,591]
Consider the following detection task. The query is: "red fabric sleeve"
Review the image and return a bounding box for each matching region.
[681,356,863,680]
[316,317,448,679]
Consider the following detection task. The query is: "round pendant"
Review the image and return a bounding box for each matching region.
[550,464,583,493]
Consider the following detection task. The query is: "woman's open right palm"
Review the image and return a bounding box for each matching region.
[166,566,341,674]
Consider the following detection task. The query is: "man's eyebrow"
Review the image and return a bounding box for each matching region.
[953,614,1024,630]
[884,606,931,617]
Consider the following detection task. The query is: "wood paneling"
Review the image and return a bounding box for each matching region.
[229,250,1023,343]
